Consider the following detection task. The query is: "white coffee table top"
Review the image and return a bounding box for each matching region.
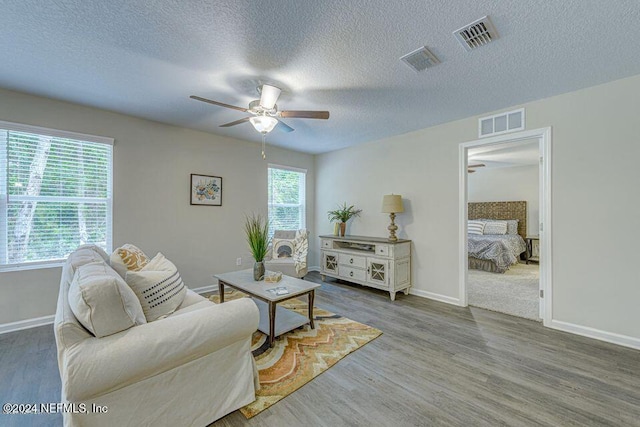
[214,269,320,302]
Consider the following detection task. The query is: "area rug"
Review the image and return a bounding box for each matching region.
[468,262,540,321]
[209,291,382,418]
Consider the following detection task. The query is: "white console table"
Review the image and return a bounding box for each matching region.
[319,235,411,301]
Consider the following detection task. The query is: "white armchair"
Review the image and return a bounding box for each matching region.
[264,229,309,278]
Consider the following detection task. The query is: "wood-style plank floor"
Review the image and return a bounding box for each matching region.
[1,271,639,427]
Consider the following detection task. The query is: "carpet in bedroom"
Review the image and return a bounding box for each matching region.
[468,262,540,321]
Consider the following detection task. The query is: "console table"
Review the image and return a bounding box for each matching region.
[319,235,411,301]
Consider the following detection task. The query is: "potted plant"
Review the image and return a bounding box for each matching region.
[327,203,362,236]
[244,213,270,280]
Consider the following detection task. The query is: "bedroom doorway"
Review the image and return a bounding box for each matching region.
[458,128,552,326]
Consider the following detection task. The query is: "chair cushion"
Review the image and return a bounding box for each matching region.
[125,253,187,322]
[68,261,147,338]
[110,244,150,278]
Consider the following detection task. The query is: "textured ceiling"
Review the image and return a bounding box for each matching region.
[2,1,640,154]
[469,140,539,169]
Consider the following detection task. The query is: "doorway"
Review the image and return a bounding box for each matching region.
[458,128,552,326]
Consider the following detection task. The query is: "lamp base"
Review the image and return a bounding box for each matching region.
[387,213,398,242]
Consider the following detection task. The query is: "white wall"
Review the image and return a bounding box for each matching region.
[0,88,315,325]
[315,73,640,342]
[468,165,539,235]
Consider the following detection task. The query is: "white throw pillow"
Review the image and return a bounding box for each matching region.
[483,221,508,235]
[110,244,150,278]
[68,261,147,338]
[125,253,187,322]
[467,220,485,235]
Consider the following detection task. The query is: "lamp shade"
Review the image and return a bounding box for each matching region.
[381,194,404,213]
[249,116,278,133]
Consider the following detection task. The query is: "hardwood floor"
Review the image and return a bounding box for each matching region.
[1,271,639,426]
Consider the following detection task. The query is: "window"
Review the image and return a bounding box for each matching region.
[0,121,113,269]
[267,165,306,238]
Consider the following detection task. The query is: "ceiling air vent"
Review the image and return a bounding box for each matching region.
[400,46,440,72]
[454,16,499,51]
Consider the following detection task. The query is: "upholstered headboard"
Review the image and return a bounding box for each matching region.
[468,201,527,239]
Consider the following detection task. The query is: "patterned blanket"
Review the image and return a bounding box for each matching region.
[468,234,526,272]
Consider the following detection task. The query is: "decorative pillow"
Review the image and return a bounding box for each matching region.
[110,244,150,278]
[68,261,147,338]
[467,220,485,235]
[483,221,508,235]
[125,253,187,322]
[272,238,295,260]
[479,219,519,235]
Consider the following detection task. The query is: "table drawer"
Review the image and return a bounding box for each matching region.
[321,239,332,249]
[338,253,367,269]
[339,266,367,282]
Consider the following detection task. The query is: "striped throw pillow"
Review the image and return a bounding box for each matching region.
[125,253,187,322]
[483,221,508,235]
[468,220,485,235]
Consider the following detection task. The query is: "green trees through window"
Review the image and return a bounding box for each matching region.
[0,126,112,266]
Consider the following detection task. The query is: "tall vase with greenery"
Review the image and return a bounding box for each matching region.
[244,213,270,280]
[327,203,362,237]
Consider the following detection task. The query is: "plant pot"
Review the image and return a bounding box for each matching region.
[253,261,265,281]
[339,222,346,237]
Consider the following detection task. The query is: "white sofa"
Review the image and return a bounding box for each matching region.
[54,245,260,426]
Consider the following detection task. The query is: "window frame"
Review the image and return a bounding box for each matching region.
[0,120,114,271]
[267,164,307,238]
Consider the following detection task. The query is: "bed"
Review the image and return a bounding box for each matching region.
[468,201,527,273]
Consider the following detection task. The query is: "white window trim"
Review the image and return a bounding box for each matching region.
[0,120,114,272]
[267,164,307,234]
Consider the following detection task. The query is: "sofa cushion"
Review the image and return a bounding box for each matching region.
[110,244,150,278]
[125,253,187,322]
[68,261,147,338]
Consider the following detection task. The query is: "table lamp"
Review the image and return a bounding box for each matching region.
[381,194,404,241]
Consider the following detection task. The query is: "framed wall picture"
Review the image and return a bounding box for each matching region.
[190,174,222,206]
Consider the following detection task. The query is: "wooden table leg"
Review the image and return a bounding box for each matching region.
[269,301,276,347]
[308,290,315,329]
[218,281,225,303]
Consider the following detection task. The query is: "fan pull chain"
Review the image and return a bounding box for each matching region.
[261,133,266,160]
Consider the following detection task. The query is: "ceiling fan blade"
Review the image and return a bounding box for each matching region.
[190,95,248,112]
[468,163,486,169]
[277,119,295,133]
[279,110,330,119]
[259,85,281,110]
[220,117,251,127]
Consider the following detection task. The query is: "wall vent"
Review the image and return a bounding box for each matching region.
[454,16,499,51]
[400,46,440,72]
[478,108,525,138]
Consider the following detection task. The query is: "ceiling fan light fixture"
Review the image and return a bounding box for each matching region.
[249,115,278,134]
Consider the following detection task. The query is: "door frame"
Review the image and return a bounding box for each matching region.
[458,127,552,326]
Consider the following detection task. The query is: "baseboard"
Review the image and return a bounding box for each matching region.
[549,319,640,350]
[308,266,320,272]
[191,285,218,295]
[409,288,461,306]
[0,315,55,335]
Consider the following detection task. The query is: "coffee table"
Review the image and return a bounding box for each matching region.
[214,269,320,347]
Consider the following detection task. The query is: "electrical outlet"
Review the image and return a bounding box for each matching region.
[236,257,242,266]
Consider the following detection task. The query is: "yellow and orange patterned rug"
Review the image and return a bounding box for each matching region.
[209,291,382,418]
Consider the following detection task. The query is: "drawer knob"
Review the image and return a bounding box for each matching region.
[350,258,354,264]
[349,271,353,277]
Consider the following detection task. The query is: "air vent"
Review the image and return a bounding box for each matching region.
[454,16,498,51]
[400,46,440,72]
[478,108,525,138]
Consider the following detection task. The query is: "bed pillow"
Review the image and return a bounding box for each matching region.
[125,253,187,322]
[110,244,150,278]
[68,261,147,337]
[467,220,485,235]
[483,221,508,235]
[478,219,519,235]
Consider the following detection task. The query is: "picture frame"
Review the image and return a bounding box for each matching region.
[190,174,222,206]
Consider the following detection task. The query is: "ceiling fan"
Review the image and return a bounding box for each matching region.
[467,163,485,173]
[190,84,330,135]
